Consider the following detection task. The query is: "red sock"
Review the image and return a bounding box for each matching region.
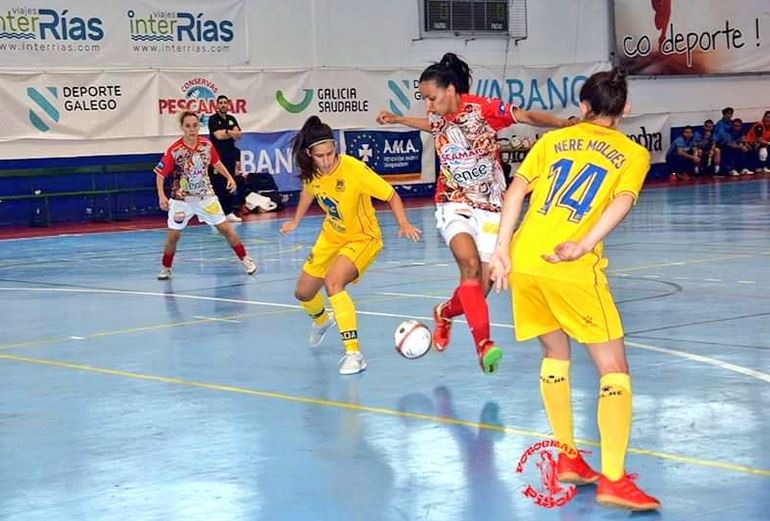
[456,279,490,347]
[162,252,175,268]
[232,243,247,260]
[441,286,464,319]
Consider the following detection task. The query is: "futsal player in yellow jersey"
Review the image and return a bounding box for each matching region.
[281,116,421,375]
[489,69,660,511]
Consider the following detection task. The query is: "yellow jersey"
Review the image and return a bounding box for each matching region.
[511,122,650,283]
[305,154,395,243]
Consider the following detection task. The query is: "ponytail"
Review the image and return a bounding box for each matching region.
[291,116,335,183]
[579,67,628,119]
[419,52,472,94]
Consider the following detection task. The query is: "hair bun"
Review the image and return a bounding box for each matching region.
[609,67,628,86]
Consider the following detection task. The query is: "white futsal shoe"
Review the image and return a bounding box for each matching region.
[242,257,257,275]
[309,314,335,347]
[157,267,172,280]
[338,351,367,375]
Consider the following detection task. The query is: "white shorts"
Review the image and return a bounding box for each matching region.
[167,196,226,230]
[435,202,501,262]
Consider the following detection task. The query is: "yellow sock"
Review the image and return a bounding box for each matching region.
[540,358,574,452]
[598,372,632,481]
[328,291,358,352]
[299,293,328,325]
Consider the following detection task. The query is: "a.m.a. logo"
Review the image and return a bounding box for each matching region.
[346,132,382,166]
[626,126,663,153]
[26,86,60,132]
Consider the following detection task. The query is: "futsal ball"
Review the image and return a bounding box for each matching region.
[394,320,432,359]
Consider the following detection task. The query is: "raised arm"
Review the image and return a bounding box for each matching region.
[513,107,573,129]
[376,111,432,132]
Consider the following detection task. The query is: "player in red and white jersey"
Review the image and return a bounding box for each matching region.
[154,111,257,280]
[377,53,573,374]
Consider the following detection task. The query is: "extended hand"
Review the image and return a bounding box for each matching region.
[488,250,511,293]
[376,111,398,125]
[280,220,298,235]
[398,223,422,242]
[542,241,590,263]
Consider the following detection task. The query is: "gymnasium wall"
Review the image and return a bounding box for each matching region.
[0,0,768,226]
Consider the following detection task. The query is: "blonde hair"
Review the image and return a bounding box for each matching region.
[178,111,198,126]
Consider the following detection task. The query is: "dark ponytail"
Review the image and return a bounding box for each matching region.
[291,116,335,183]
[579,67,628,119]
[419,52,472,94]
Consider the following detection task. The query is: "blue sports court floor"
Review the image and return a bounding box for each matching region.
[0,178,768,520]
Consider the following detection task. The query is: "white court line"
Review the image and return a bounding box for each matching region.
[377,291,448,301]
[193,315,242,324]
[705,278,723,282]
[1,286,768,384]
[0,204,436,243]
[737,281,756,284]
[625,341,770,384]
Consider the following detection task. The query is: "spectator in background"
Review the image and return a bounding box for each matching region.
[744,111,770,174]
[713,107,733,146]
[666,126,699,180]
[695,119,720,176]
[209,95,244,222]
[721,118,752,176]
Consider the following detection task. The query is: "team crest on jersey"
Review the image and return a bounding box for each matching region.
[335,180,346,192]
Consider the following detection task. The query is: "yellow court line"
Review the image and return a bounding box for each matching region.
[0,352,767,479]
[0,308,295,352]
[609,252,770,274]
[0,291,422,353]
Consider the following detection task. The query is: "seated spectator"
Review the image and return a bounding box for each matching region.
[721,118,752,176]
[666,126,700,179]
[695,124,720,176]
[713,107,733,146]
[744,111,770,174]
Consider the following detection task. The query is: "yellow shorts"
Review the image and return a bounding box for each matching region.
[302,234,383,281]
[511,273,623,344]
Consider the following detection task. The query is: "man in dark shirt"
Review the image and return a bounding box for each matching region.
[208,95,244,222]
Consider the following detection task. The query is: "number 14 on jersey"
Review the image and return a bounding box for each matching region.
[538,159,607,223]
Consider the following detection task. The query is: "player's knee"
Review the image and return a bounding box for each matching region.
[459,257,481,280]
[294,288,313,301]
[324,279,345,295]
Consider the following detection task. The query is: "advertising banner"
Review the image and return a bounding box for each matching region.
[614,0,770,75]
[0,0,248,67]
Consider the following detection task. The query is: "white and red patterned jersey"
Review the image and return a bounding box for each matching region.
[154,137,221,200]
[430,93,517,211]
